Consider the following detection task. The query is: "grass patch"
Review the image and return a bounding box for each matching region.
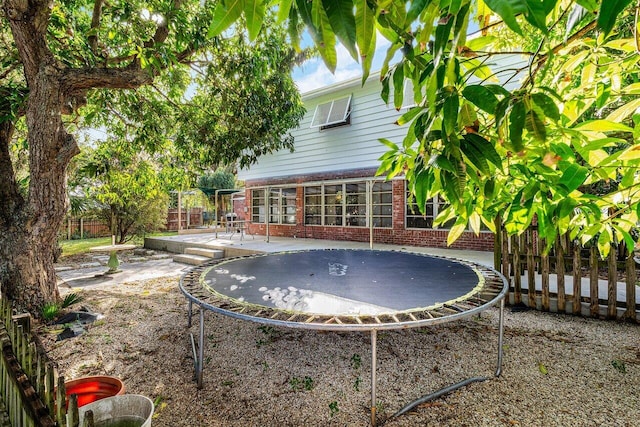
[59,231,177,257]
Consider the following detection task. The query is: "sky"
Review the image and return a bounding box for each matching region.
[291,34,396,94]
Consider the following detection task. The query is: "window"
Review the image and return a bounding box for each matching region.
[406,188,455,229]
[253,188,296,225]
[345,183,367,226]
[310,95,352,129]
[303,181,393,228]
[267,188,296,224]
[304,186,322,225]
[324,185,343,226]
[372,182,393,227]
[252,189,265,223]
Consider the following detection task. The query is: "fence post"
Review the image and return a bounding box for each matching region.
[512,235,521,304]
[556,236,566,313]
[541,242,550,311]
[526,230,536,308]
[572,242,581,314]
[624,254,637,321]
[607,248,618,319]
[493,217,502,272]
[589,246,599,317]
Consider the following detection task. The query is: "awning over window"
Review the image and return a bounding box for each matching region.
[310,95,352,128]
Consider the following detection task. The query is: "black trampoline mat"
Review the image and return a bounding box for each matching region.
[202,250,481,316]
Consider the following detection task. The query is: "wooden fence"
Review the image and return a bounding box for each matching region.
[0,299,80,426]
[495,226,638,321]
[60,218,111,240]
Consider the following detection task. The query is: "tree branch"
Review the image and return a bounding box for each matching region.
[88,0,104,55]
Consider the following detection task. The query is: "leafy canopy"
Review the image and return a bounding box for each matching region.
[211,0,640,256]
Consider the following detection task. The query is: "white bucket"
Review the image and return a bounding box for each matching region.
[78,394,154,427]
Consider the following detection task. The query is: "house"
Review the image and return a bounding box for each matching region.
[237,72,497,251]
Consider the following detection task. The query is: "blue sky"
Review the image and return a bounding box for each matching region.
[291,34,396,93]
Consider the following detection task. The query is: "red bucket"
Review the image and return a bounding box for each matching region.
[64,376,125,408]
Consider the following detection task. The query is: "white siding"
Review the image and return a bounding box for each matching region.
[238,75,406,181]
[238,54,527,182]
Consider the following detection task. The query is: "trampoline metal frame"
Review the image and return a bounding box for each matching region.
[180,250,508,426]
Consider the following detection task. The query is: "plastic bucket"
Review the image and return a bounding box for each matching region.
[64,375,125,408]
[78,394,154,427]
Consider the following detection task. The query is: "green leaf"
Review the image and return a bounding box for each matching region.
[208,0,244,38]
[525,108,546,142]
[396,107,423,126]
[462,143,490,174]
[392,66,405,110]
[463,133,502,169]
[379,138,399,151]
[523,0,549,33]
[483,0,527,35]
[597,227,612,257]
[618,144,640,161]
[312,0,338,72]
[323,0,359,61]
[559,163,588,193]
[356,0,375,65]
[433,15,454,67]
[509,101,526,152]
[277,0,294,23]
[574,120,633,133]
[447,221,467,246]
[597,0,633,37]
[531,93,559,121]
[605,98,640,123]
[407,0,431,24]
[538,362,548,375]
[462,85,498,114]
[244,0,265,40]
[443,92,459,136]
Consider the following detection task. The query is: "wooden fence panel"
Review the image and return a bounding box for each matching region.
[556,236,566,313]
[497,221,638,321]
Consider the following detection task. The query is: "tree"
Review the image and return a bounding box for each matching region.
[0,1,303,314]
[211,0,639,256]
[77,140,170,243]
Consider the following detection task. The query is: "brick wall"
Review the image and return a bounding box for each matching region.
[244,171,495,252]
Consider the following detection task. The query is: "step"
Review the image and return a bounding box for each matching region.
[172,254,212,266]
[184,247,224,259]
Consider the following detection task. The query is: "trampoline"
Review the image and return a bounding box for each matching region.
[180,249,508,425]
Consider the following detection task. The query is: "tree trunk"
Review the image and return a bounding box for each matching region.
[0,228,60,312]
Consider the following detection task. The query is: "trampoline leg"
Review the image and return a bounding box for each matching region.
[370,329,377,427]
[495,298,505,377]
[188,300,193,328]
[197,308,205,388]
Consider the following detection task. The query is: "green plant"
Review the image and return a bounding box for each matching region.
[256,325,282,347]
[328,401,339,418]
[62,292,84,308]
[612,360,627,373]
[42,303,60,321]
[350,353,362,370]
[289,376,314,391]
[353,377,362,392]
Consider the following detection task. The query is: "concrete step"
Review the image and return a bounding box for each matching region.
[173,254,212,266]
[184,247,224,259]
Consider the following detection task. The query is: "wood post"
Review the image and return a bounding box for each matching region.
[589,246,599,318]
[572,244,581,315]
[607,249,617,319]
[541,244,550,311]
[556,237,566,313]
[625,255,637,321]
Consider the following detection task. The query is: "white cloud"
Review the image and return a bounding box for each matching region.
[292,32,397,94]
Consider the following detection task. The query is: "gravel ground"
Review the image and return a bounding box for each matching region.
[43,262,640,427]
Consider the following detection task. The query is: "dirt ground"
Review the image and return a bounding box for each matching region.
[43,253,640,427]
